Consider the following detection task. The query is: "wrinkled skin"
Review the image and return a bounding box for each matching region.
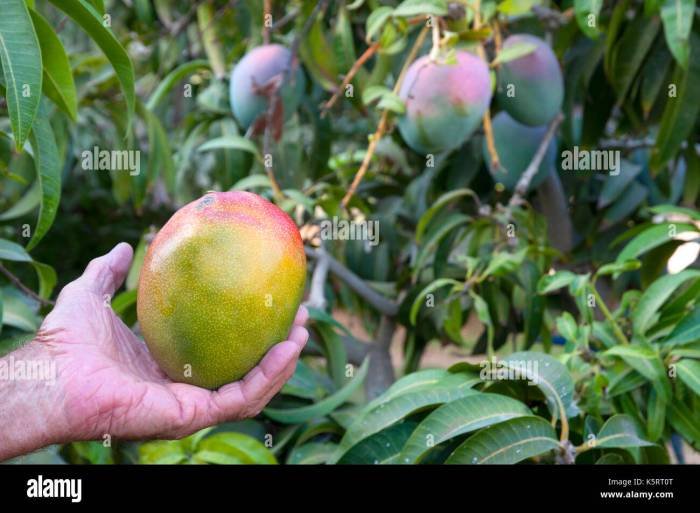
[0,243,308,461]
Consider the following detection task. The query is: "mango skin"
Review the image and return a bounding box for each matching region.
[137,191,306,390]
[484,111,556,191]
[229,44,305,129]
[397,51,492,154]
[496,34,563,126]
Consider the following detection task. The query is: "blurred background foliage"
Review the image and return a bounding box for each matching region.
[1,0,699,464]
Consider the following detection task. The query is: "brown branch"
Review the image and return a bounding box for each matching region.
[340,24,430,208]
[322,42,380,115]
[263,0,272,44]
[304,246,399,317]
[0,264,55,307]
[508,112,564,209]
[482,109,500,170]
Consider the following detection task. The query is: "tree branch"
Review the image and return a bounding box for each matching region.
[0,264,55,307]
[305,246,399,317]
[508,112,564,209]
[322,42,380,115]
[341,24,430,208]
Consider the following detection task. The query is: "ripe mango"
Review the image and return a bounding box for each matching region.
[137,191,306,389]
[229,44,305,129]
[397,51,492,154]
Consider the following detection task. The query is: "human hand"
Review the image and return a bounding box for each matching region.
[0,243,308,460]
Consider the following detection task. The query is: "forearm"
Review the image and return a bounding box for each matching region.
[0,341,66,461]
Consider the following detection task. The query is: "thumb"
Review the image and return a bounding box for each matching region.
[74,242,134,297]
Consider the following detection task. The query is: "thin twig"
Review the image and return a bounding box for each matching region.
[289,0,329,64]
[0,264,55,307]
[263,0,272,44]
[322,42,380,115]
[508,112,564,209]
[305,246,399,316]
[341,24,430,208]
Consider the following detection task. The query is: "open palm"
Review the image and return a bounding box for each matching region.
[37,243,308,444]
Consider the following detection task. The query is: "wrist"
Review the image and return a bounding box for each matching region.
[0,340,68,461]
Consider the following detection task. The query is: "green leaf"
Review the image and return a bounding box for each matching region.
[393,0,448,17]
[409,278,461,325]
[376,91,405,114]
[196,3,225,79]
[597,160,643,209]
[1,287,39,331]
[194,432,277,464]
[231,174,272,191]
[500,352,577,420]
[615,223,697,264]
[555,311,578,344]
[48,0,135,131]
[146,60,209,111]
[632,269,700,335]
[676,359,700,395]
[592,414,654,449]
[338,421,418,464]
[111,289,137,317]
[605,345,671,401]
[651,32,700,170]
[263,358,369,424]
[31,260,56,299]
[199,136,262,161]
[595,259,642,277]
[0,179,40,220]
[0,0,42,149]
[667,400,700,448]
[400,393,532,463]
[415,188,478,242]
[491,41,536,66]
[29,8,77,120]
[497,0,539,16]
[315,322,348,389]
[646,388,666,441]
[660,0,695,68]
[332,372,479,462]
[138,440,187,464]
[662,306,700,346]
[574,0,603,39]
[446,416,559,464]
[281,359,333,401]
[0,239,32,262]
[287,442,337,464]
[365,7,394,43]
[609,15,660,103]
[537,270,577,294]
[364,369,452,411]
[26,101,61,251]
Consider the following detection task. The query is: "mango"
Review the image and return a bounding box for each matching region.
[137,191,306,389]
[229,44,306,129]
[484,111,556,191]
[397,51,492,154]
[496,34,563,126]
